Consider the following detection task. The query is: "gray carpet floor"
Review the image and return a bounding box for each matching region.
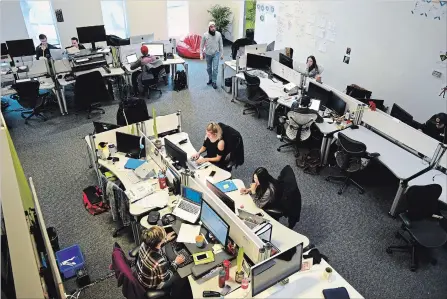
[5,47,447,299]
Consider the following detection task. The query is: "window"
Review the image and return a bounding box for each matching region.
[20,0,60,47]
[101,0,129,39]
[167,1,189,38]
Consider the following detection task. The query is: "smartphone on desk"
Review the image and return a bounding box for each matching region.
[209,170,216,177]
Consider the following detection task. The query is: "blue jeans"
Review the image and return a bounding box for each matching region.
[206,52,219,84]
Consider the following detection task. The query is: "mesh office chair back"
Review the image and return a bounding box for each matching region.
[75,71,110,109]
[243,71,263,100]
[13,80,40,108]
[405,184,442,221]
[285,111,318,141]
[336,132,367,172]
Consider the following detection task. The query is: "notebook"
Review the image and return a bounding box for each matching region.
[214,180,238,193]
[322,287,350,299]
[124,158,146,170]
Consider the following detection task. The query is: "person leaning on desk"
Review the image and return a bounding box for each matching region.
[240,167,280,209]
[135,226,189,297]
[35,34,57,60]
[191,122,226,168]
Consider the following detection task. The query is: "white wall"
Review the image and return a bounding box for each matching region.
[127,0,168,41]
[271,1,447,122]
[0,1,28,43]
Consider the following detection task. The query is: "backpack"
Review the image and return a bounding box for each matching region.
[296,149,321,175]
[83,186,109,215]
[174,70,187,91]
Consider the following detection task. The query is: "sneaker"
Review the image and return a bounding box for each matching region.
[212,83,217,89]
[207,80,212,85]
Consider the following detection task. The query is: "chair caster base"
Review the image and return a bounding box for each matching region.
[277,148,281,152]
[337,190,343,195]
[386,248,392,254]
[410,266,416,272]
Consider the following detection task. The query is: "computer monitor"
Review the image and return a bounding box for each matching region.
[164,138,188,168]
[307,82,332,110]
[93,121,121,133]
[130,34,154,45]
[76,25,106,50]
[143,43,164,56]
[200,198,230,247]
[251,243,303,297]
[206,180,236,213]
[327,92,347,116]
[279,53,293,69]
[182,185,202,204]
[6,39,36,57]
[126,53,138,64]
[390,104,413,125]
[246,53,272,71]
[116,132,145,158]
[1,43,8,56]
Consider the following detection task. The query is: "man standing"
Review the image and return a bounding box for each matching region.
[35,34,57,60]
[200,21,223,89]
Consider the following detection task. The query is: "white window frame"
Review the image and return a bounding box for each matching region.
[100,0,130,39]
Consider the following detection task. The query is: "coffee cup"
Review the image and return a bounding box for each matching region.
[195,235,205,248]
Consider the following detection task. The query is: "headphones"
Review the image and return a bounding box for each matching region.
[139,136,145,158]
[161,214,176,226]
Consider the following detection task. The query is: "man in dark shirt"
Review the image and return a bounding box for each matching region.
[70,37,86,50]
[35,34,57,60]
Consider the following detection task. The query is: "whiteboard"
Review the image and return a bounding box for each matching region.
[254,1,278,45]
[272,1,447,122]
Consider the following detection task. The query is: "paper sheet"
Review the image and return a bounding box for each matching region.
[317,16,327,28]
[177,224,201,244]
[315,28,325,39]
[307,14,316,24]
[305,24,314,35]
[131,190,169,209]
[326,31,337,42]
[318,41,328,53]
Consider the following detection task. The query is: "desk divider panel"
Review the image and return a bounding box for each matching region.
[53,59,72,74]
[143,111,182,137]
[270,59,302,86]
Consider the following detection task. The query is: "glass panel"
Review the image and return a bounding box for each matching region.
[101,0,129,38]
[20,0,60,46]
[167,1,189,38]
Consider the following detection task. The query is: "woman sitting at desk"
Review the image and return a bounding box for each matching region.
[240,167,280,209]
[135,226,187,296]
[306,55,321,79]
[191,122,226,168]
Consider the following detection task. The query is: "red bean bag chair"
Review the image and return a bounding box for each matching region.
[176,34,202,59]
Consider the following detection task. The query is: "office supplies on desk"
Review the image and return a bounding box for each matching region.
[134,162,155,179]
[214,180,237,193]
[132,191,169,209]
[117,132,146,159]
[124,158,145,170]
[192,250,215,265]
[322,287,351,299]
[173,185,202,223]
[177,224,201,244]
[126,184,154,201]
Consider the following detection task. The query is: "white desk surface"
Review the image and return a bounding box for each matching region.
[162,132,232,184]
[236,72,288,99]
[122,55,186,73]
[1,77,55,96]
[315,119,349,135]
[408,169,447,204]
[336,126,427,180]
[57,66,125,86]
[225,60,237,71]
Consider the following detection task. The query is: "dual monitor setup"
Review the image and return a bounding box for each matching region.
[307,81,346,116]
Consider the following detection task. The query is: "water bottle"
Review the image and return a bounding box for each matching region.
[158,170,167,189]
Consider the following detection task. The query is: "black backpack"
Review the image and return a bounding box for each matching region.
[174,70,187,91]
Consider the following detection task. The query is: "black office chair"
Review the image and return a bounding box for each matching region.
[74,71,109,119]
[142,64,165,99]
[239,71,268,118]
[386,184,447,272]
[325,132,379,195]
[111,242,169,299]
[12,80,51,124]
[277,110,318,157]
[218,122,244,171]
[264,165,302,229]
[231,37,256,59]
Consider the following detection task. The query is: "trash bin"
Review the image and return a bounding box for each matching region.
[224,77,232,93]
[47,227,60,253]
[56,244,85,279]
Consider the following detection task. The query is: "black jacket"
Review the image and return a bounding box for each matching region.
[218,122,244,169]
[35,43,58,60]
[231,38,256,59]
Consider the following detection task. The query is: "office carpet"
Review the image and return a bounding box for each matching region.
[5,47,447,299]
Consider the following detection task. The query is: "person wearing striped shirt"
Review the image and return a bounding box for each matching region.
[135,226,185,293]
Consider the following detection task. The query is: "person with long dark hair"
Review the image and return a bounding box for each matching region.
[240,167,280,209]
[306,55,320,78]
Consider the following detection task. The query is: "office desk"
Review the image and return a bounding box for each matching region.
[57,65,125,114]
[335,126,428,215]
[220,60,237,90]
[162,132,232,183]
[122,55,189,88]
[1,77,65,115]
[234,72,288,129]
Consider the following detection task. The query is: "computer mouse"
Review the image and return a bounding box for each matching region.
[57,74,63,79]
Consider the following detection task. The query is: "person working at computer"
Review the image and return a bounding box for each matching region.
[240,167,280,209]
[291,95,324,123]
[130,45,166,95]
[420,112,446,143]
[135,226,188,297]
[306,55,321,79]
[70,37,85,50]
[199,22,224,89]
[35,34,57,60]
[191,122,226,168]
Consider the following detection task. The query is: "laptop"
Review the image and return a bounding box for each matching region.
[237,209,267,230]
[187,158,211,170]
[173,185,203,223]
[126,53,138,64]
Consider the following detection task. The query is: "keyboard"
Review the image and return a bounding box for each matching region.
[178,200,200,214]
[165,242,193,268]
[125,171,141,184]
[187,160,211,170]
[175,248,194,268]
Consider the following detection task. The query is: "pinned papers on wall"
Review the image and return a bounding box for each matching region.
[305,24,314,35]
[307,14,316,24]
[315,28,325,39]
[326,31,337,42]
[411,0,447,20]
[317,16,327,28]
[318,41,328,53]
[327,21,336,31]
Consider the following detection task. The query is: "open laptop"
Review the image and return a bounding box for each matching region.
[309,99,321,111]
[126,53,138,64]
[172,185,203,223]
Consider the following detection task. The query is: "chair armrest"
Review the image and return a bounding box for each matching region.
[399,213,412,228]
[145,289,169,299]
[367,152,380,159]
[264,208,283,220]
[129,245,140,258]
